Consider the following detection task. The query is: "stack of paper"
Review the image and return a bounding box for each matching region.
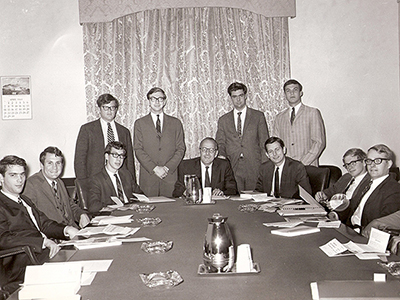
[73,224,140,237]
[91,214,134,225]
[19,263,82,300]
[271,225,320,237]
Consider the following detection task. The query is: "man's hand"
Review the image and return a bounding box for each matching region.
[79,213,90,228]
[212,188,224,196]
[43,237,60,259]
[153,166,169,179]
[64,226,79,239]
[315,191,327,203]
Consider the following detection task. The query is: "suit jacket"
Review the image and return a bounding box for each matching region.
[273,104,326,166]
[134,113,186,197]
[88,167,143,213]
[344,174,400,228]
[322,172,370,200]
[172,157,238,197]
[23,171,86,227]
[74,119,136,180]
[0,192,66,253]
[216,107,269,189]
[255,157,312,199]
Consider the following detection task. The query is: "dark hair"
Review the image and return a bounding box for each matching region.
[200,137,219,150]
[265,136,285,150]
[342,148,367,162]
[105,141,127,155]
[147,87,166,100]
[39,146,64,165]
[96,93,119,108]
[227,82,247,96]
[283,79,303,92]
[368,144,394,161]
[0,155,27,176]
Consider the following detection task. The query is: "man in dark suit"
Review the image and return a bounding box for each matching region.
[255,136,312,199]
[173,137,238,197]
[88,142,143,213]
[74,93,136,181]
[0,156,78,294]
[134,87,186,197]
[23,146,90,228]
[216,82,269,192]
[343,144,400,232]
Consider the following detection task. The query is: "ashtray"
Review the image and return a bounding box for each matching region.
[137,217,162,226]
[141,240,173,254]
[140,270,183,289]
[197,263,261,275]
[238,204,260,213]
[135,204,155,213]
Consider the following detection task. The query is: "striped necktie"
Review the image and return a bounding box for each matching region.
[156,115,161,135]
[237,112,242,136]
[114,174,125,203]
[290,107,295,125]
[107,122,115,144]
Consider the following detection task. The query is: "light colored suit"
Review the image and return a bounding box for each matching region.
[273,103,326,166]
[216,107,269,191]
[23,171,86,227]
[134,113,186,197]
[74,119,136,180]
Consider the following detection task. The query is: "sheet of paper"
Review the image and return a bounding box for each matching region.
[110,196,124,207]
[319,238,350,257]
[145,196,176,203]
[366,227,391,253]
[24,263,82,285]
[45,260,113,272]
[116,237,152,243]
[317,220,341,228]
[133,193,150,202]
[91,215,134,225]
[251,193,274,202]
[75,224,140,237]
[263,221,303,228]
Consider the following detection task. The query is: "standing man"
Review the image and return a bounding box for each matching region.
[134,87,186,197]
[88,142,143,213]
[255,137,311,198]
[0,156,78,294]
[273,79,326,166]
[173,137,238,197]
[23,147,90,228]
[216,82,269,192]
[74,93,136,181]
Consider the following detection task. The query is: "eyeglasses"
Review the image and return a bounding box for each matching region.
[343,159,363,169]
[149,96,166,103]
[109,153,126,159]
[102,106,118,111]
[200,147,217,154]
[365,158,390,165]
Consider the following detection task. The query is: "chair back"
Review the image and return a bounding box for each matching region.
[320,165,342,187]
[75,178,89,210]
[305,166,330,196]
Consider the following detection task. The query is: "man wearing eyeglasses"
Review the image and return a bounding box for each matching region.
[315,148,370,205]
[134,87,186,197]
[216,82,269,192]
[342,144,400,231]
[87,142,143,213]
[74,93,136,182]
[255,136,312,198]
[172,137,238,197]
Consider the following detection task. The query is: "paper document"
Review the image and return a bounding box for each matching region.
[91,214,134,225]
[75,224,140,237]
[271,225,320,237]
[144,196,176,203]
[263,221,303,228]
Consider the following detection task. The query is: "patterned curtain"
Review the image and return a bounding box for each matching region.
[82,7,290,161]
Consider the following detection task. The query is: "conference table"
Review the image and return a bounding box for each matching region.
[13,198,400,299]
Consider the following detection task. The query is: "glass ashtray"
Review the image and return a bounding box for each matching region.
[135,204,155,213]
[238,204,260,213]
[137,217,162,226]
[141,240,173,254]
[140,270,183,289]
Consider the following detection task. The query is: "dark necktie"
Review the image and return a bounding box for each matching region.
[274,167,280,198]
[156,114,161,135]
[107,122,115,144]
[290,107,295,125]
[237,112,242,137]
[205,166,212,188]
[114,174,125,203]
[52,181,68,220]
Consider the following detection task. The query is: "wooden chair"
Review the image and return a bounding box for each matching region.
[305,166,330,197]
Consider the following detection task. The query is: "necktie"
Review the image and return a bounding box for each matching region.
[274,167,280,198]
[205,166,212,188]
[52,181,67,219]
[114,174,125,203]
[107,122,115,144]
[237,112,242,137]
[290,107,295,125]
[156,115,161,135]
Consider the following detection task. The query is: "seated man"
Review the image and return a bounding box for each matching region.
[342,144,400,232]
[172,137,238,197]
[255,136,311,198]
[23,146,90,228]
[315,148,370,220]
[88,141,143,213]
[0,155,78,294]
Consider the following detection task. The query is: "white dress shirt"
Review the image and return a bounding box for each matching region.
[106,168,128,203]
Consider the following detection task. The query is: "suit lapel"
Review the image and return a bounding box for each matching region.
[242,108,251,135]
[94,119,106,149]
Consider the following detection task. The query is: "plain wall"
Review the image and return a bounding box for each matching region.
[0,0,399,177]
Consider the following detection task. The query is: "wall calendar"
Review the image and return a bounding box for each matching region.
[1,76,32,120]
